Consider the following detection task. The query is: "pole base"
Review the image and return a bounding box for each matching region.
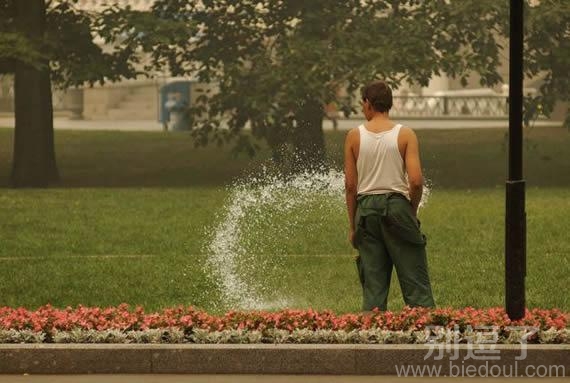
[505,180,526,320]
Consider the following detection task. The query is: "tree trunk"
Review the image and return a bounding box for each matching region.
[11,0,59,187]
[292,99,326,172]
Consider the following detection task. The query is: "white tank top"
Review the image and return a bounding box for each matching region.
[356,124,410,199]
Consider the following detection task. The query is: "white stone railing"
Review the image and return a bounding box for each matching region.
[350,96,511,119]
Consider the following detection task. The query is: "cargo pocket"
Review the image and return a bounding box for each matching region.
[352,209,368,249]
[353,215,367,286]
[385,199,426,246]
[355,255,365,286]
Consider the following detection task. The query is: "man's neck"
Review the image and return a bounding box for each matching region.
[369,112,390,122]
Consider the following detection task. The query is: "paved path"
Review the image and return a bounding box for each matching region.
[0,117,563,132]
[0,376,568,383]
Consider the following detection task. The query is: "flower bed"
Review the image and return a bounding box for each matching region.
[0,305,568,344]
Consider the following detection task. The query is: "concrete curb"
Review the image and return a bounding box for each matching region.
[0,344,568,375]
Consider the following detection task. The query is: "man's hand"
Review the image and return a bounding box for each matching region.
[349,229,357,249]
[411,206,418,217]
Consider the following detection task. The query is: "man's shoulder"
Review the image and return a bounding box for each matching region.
[346,126,360,138]
[397,125,417,139]
[344,127,360,150]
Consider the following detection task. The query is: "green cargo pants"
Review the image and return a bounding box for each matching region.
[354,193,435,311]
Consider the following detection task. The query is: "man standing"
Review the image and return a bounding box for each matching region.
[344,80,435,311]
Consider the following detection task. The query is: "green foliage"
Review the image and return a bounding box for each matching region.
[111,0,511,158]
[523,0,570,129]
[0,0,140,86]
[0,33,46,72]
[424,0,507,87]
[1,0,568,150]
[45,1,140,87]
[0,0,45,72]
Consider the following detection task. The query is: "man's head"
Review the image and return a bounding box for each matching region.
[361,81,393,119]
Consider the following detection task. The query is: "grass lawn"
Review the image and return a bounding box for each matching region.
[1,126,569,188]
[0,126,568,313]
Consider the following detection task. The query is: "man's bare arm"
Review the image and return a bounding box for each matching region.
[344,129,358,245]
[403,128,423,215]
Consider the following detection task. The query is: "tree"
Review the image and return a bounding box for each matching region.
[0,0,140,187]
[523,0,570,129]
[104,0,510,169]
[1,0,57,187]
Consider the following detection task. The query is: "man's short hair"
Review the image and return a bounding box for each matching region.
[361,81,393,113]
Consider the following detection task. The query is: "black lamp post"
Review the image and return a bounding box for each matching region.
[506,0,526,321]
